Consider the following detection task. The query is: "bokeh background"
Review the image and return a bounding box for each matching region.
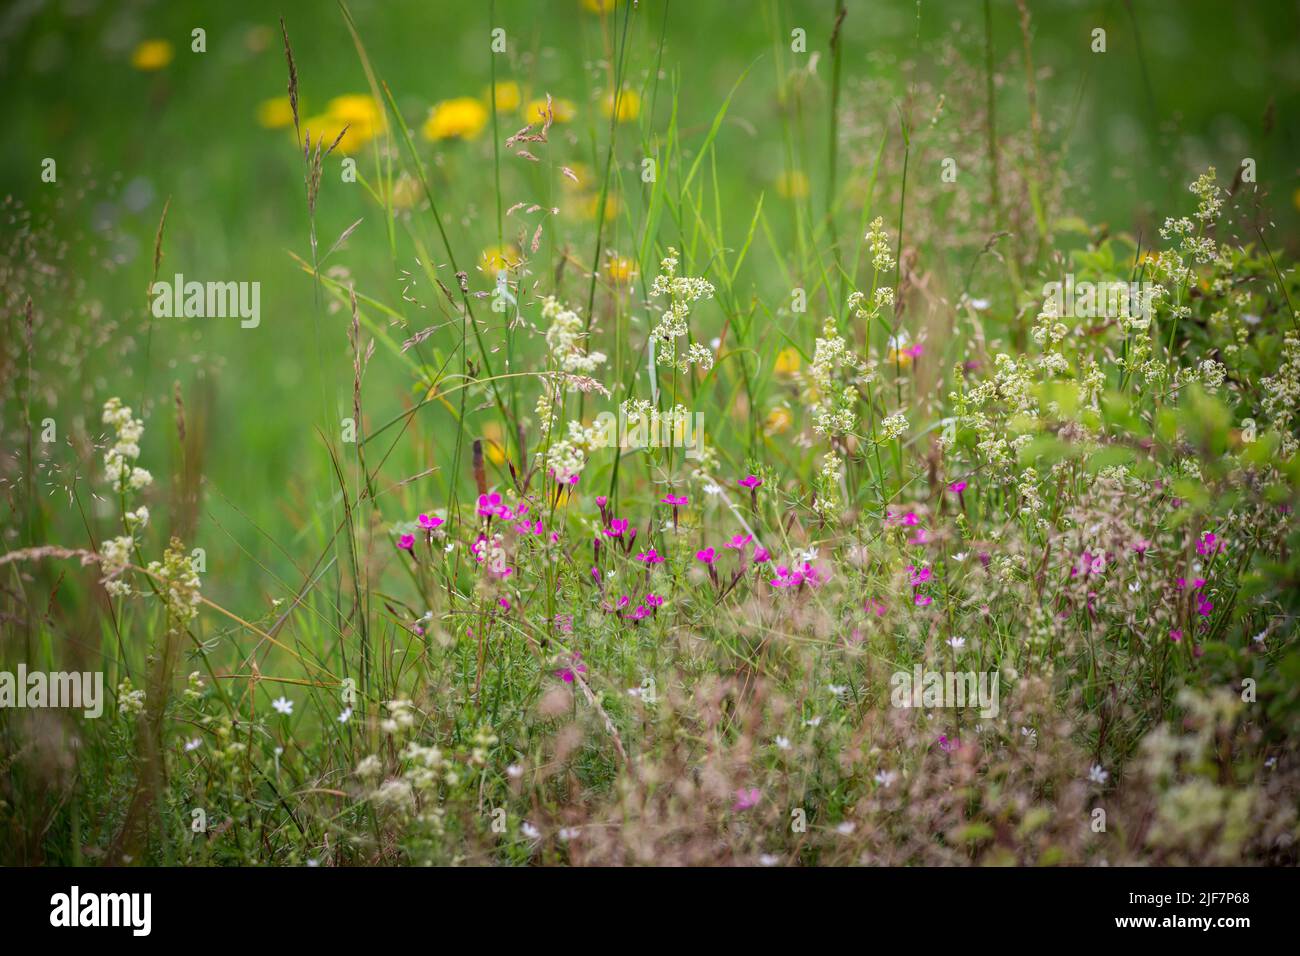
[2,0,1298,606]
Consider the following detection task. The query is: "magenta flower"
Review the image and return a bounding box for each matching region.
[1170,628,1183,643]
[696,547,717,564]
[732,787,761,811]
[1196,531,1220,556]
[477,492,504,518]
[726,533,752,550]
[398,533,415,552]
[662,493,688,506]
[418,513,444,530]
[907,564,932,587]
[739,475,762,489]
[628,604,650,620]
[937,734,958,753]
[555,652,587,684]
[595,495,608,507]
[645,593,664,607]
[866,598,887,617]
[948,480,967,494]
[753,547,771,563]
[637,548,665,564]
[901,512,920,527]
[498,597,511,611]
[1196,595,1214,617]
[603,518,629,538]
[914,594,933,607]
[1133,539,1151,557]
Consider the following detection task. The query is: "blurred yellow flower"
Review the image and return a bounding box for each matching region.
[582,0,618,11]
[130,39,173,71]
[257,97,295,129]
[1293,187,1300,213]
[601,88,641,123]
[320,95,385,152]
[774,347,801,375]
[486,81,521,113]
[607,255,637,284]
[481,421,507,466]
[776,170,809,200]
[562,162,593,190]
[764,406,793,435]
[579,192,619,221]
[389,173,422,210]
[479,244,521,274]
[423,97,489,141]
[524,97,576,124]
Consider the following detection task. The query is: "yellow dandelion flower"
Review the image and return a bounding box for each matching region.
[130,39,173,71]
[1293,187,1300,213]
[485,81,521,113]
[607,255,637,284]
[313,94,386,152]
[601,88,641,123]
[257,97,295,130]
[582,0,618,12]
[481,421,507,466]
[422,97,489,141]
[524,97,576,124]
[774,347,801,376]
[776,170,809,200]
[479,244,521,274]
[764,406,793,435]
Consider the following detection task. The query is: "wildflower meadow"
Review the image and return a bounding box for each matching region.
[2,0,1300,901]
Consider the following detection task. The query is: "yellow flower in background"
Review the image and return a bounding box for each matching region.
[326,94,386,151]
[776,170,809,199]
[579,191,619,221]
[607,255,637,284]
[257,96,295,129]
[764,406,793,435]
[481,421,507,466]
[601,88,641,123]
[294,95,385,154]
[774,346,801,376]
[524,97,576,124]
[1292,187,1300,213]
[562,162,593,190]
[130,39,173,71]
[582,0,617,12]
[486,81,522,113]
[389,173,421,210]
[479,244,521,274]
[423,97,489,141]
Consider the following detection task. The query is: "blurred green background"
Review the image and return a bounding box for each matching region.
[2,0,1298,608]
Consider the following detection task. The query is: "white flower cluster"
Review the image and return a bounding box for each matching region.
[809,316,869,437]
[1261,333,1300,457]
[146,539,202,627]
[544,419,603,484]
[865,217,896,273]
[380,698,417,735]
[101,397,152,493]
[117,676,146,716]
[541,295,607,376]
[650,247,715,372]
[880,412,908,441]
[101,535,135,597]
